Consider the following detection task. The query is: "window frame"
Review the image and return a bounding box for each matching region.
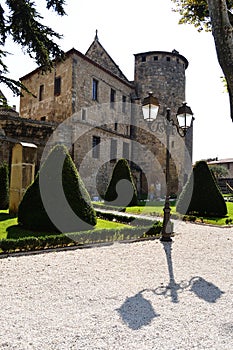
[110,139,117,161]
[110,88,116,108]
[123,142,129,159]
[54,76,61,96]
[92,78,98,101]
[39,84,44,101]
[92,135,101,159]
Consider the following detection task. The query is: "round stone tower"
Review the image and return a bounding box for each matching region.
[134,50,188,117]
[132,50,193,196]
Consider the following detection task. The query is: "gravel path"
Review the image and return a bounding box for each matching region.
[0,221,232,349]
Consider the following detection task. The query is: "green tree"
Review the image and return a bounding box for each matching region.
[0,0,66,97]
[172,0,233,122]
[176,160,227,217]
[104,159,138,207]
[208,164,229,178]
[18,144,97,232]
[0,161,9,209]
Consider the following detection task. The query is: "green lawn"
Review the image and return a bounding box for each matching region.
[0,211,131,240]
[125,201,233,226]
[1,202,233,241]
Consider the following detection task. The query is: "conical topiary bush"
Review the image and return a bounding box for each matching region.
[18,144,97,232]
[104,158,138,207]
[176,160,227,217]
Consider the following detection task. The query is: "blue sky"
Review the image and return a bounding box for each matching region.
[1,0,232,162]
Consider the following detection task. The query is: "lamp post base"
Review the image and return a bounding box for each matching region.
[161,196,173,242]
[160,236,172,242]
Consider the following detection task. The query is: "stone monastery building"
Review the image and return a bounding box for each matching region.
[0,33,194,199]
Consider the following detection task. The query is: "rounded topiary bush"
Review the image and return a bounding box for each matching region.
[104,158,138,207]
[176,160,227,217]
[18,144,97,232]
[0,162,9,209]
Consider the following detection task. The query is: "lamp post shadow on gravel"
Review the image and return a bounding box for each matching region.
[153,242,224,304]
[153,241,189,303]
[117,241,224,330]
[116,291,160,330]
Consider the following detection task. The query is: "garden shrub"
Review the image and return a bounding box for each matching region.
[176,160,227,217]
[0,224,162,253]
[0,162,9,209]
[95,209,155,226]
[18,144,97,232]
[144,222,163,236]
[104,158,138,207]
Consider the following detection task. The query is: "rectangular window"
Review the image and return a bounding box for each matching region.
[110,88,116,108]
[123,142,129,159]
[114,122,118,131]
[122,95,126,113]
[110,139,117,160]
[82,108,86,121]
[39,84,44,101]
[92,78,98,101]
[92,136,100,159]
[54,76,61,96]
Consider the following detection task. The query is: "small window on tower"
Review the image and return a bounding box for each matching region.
[142,56,146,62]
[92,78,98,101]
[54,76,61,96]
[122,95,126,113]
[110,139,117,161]
[166,57,171,62]
[154,56,158,61]
[110,88,116,108]
[39,84,44,101]
[123,142,129,159]
[82,108,86,121]
[92,136,100,159]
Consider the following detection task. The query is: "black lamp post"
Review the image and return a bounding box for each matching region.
[142,94,194,242]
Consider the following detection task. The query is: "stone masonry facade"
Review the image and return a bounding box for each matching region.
[0,34,194,199]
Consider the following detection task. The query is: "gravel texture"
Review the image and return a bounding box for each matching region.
[0,221,232,349]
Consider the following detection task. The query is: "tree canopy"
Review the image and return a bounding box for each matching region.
[172,0,233,31]
[0,0,66,97]
[172,0,233,122]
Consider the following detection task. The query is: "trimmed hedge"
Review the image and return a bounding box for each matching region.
[18,144,97,232]
[0,162,9,209]
[0,234,74,253]
[176,160,227,217]
[95,209,156,226]
[0,223,162,253]
[104,158,138,207]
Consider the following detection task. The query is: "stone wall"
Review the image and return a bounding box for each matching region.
[20,57,73,122]
[0,113,57,170]
[20,49,134,124]
[2,44,193,200]
[134,50,188,116]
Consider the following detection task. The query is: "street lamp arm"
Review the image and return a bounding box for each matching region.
[166,108,187,137]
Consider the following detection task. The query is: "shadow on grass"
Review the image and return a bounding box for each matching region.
[0,212,16,222]
[6,225,58,239]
